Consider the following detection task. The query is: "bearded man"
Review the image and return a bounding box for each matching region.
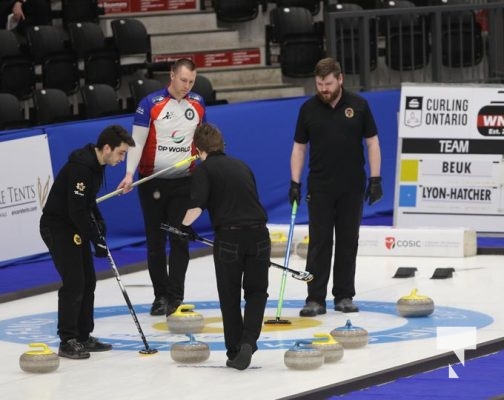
[288,57,383,317]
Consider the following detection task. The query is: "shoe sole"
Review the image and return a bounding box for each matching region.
[334,306,359,313]
[299,309,326,317]
[150,309,167,316]
[165,301,183,317]
[85,346,113,352]
[165,307,178,317]
[58,351,90,359]
[227,344,252,370]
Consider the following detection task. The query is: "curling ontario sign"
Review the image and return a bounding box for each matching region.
[395,83,504,233]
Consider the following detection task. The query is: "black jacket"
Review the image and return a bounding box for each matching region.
[42,144,104,241]
[189,152,268,229]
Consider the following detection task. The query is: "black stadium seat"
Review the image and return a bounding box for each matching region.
[81,84,123,119]
[84,52,122,90]
[331,3,378,74]
[211,0,262,23]
[0,93,30,130]
[68,22,109,60]
[436,0,484,68]
[265,6,325,78]
[0,56,35,101]
[0,30,24,60]
[274,0,321,16]
[61,0,103,29]
[129,78,164,106]
[110,18,152,75]
[68,22,122,90]
[33,88,75,125]
[0,30,36,101]
[191,75,228,106]
[26,25,69,65]
[42,54,80,95]
[382,0,431,71]
[26,25,80,95]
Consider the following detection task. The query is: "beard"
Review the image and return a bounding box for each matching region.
[316,86,341,104]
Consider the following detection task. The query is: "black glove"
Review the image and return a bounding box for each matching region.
[92,236,108,258]
[288,180,301,205]
[95,219,106,237]
[179,224,197,241]
[365,176,383,206]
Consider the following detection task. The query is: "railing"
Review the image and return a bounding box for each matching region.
[324,2,504,91]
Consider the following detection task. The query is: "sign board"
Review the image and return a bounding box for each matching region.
[268,224,475,257]
[0,135,54,263]
[154,48,262,68]
[357,226,476,257]
[99,0,197,13]
[394,83,504,233]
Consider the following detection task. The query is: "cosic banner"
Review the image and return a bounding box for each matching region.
[0,135,53,263]
[357,226,476,257]
[395,83,504,233]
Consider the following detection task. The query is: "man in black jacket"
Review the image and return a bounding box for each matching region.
[40,125,135,359]
[180,123,270,370]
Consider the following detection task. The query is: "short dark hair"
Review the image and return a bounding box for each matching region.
[314,57,342,79]
[96,125,135,150]
[171,58,196,73]
[194,123,224,153]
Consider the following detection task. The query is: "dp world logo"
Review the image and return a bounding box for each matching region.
[385,236,396,249]
[171,131,184,144]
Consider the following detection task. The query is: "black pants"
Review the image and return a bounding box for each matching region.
[305,190,364,307]
[213,227,270,360]
[40,215,96,343]
[138,177,190,302]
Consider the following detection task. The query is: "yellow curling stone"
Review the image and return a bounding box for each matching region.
[295,235,309,259]
[396,288,435,317]
[270,232,292,257]
[19,343,59,373]
[311,333,344,363]
[166,304,205,334]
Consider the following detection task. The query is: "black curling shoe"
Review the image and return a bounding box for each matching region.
[59,339,90,359]
[226,344,253,371]
[81,336,112,352]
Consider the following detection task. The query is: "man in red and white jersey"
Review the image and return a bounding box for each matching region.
[117,58,206,316]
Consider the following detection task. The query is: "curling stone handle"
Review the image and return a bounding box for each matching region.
[312,333,337,345]
[185,333,197,342]
[270,232,287,241]
[26,343,53,355]
[172,304,197,316]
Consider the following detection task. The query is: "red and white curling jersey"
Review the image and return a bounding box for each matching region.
[131,87,206,178]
